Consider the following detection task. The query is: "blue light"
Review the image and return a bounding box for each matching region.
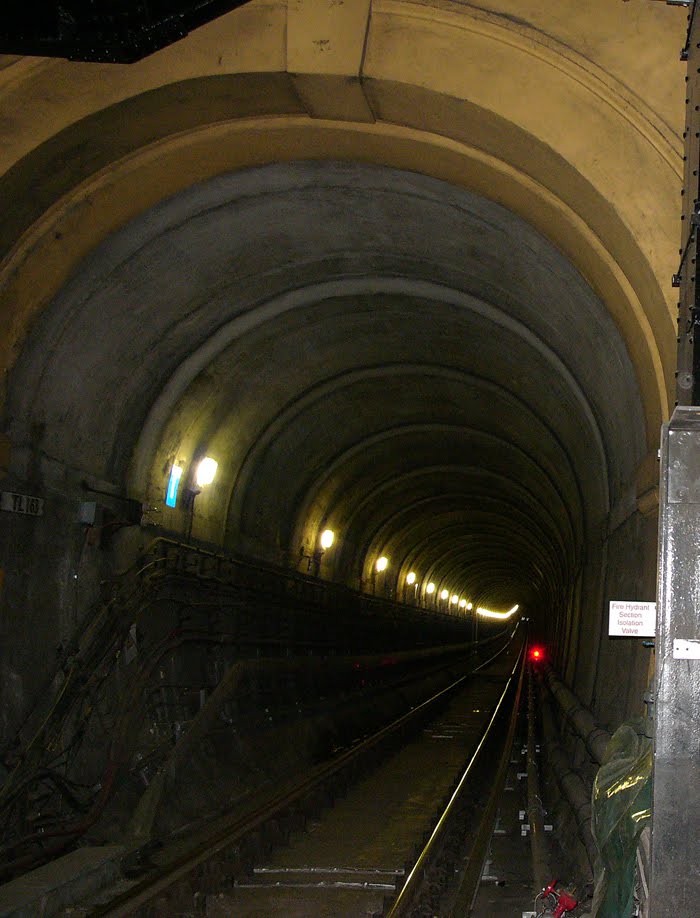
[165,465,183,508]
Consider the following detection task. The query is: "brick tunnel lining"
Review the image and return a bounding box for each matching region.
[3,160,648,733]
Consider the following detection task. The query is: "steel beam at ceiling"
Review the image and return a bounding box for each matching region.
[0,0,252,63]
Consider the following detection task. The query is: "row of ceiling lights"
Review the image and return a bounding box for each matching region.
[375,557,475,610]
[166,476,519,621]
[320,533,518,619]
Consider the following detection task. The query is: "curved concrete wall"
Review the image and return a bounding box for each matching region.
[0,0,682,739]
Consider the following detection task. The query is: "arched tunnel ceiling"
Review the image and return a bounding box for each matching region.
[6,161,647,617]
[0,0,687,659]
[0,0,682,455]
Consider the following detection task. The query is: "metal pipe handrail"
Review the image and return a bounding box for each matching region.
[540,692,596,873]
[542,663,611,765]
[135,534,505,638]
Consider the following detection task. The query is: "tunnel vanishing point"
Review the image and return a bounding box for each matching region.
[0,0,698,913]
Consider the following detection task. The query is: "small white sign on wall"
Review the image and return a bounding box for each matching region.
[673,639,700,660]
[609,600,656,637]
[0,491,44,516]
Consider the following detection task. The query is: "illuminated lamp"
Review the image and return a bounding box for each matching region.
[195,456,218,487]
[320,529,335,550]
[477,605,518,620]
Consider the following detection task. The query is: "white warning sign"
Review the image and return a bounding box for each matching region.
[609,600,656,637]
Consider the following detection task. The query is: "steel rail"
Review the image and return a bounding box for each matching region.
[386,638,526,917]
[89,629,521,916]
[448,635,525,915]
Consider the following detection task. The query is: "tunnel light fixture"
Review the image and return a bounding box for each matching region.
[440,588,449,600]
[165,464,183,508]
[467,602,473,611]
[426,582,436,594]
[406,571,416,585]
[320,529,335,550]
[476,604,519,620]
[459,598,467,609]
[195,456,218,487]
[376,556,388,572]
[450,594,459,605]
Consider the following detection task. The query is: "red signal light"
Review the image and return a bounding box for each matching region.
[530,646,544,663]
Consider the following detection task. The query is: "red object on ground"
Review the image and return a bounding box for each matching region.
[552,887,578,917]
[542,879,578,916]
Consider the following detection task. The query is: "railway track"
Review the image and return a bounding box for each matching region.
[75,629,525,917]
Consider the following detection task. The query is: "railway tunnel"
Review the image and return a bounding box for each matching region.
[0,1,691,914]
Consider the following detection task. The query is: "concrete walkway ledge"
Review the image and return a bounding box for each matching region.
[0,845,124,917]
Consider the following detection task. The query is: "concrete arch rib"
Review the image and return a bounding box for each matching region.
[322,464,571,561]
[363,513,561,608]
[1,136,656,482]
[426,537,560,599]
[375,1,681,173]
[227,360,591,536]
[125,263,612,515]
[360,498,560,574]
[289,424,580,602]
[242,416,591,564]
[423,543,555,607]
[383,492,566,576]
[0,18,675,434]
[354,497,565,595]
[290,424,581,556]
[403,531,562,601]
[321,465,570,568]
